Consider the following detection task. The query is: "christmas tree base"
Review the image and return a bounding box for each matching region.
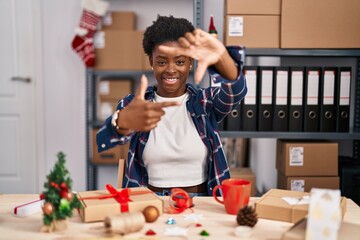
[41,219,68,233]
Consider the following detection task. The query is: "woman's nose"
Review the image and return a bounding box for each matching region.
[165,63,176,73]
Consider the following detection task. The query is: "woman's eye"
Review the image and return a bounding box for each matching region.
[176,60,185,65]
[157,61,166,65]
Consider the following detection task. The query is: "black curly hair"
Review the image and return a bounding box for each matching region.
[143,15,195,56]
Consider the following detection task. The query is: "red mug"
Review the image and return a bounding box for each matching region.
[212,178,251,215]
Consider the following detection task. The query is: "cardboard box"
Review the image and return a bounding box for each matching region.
[78,187,163,222]
[282,218,360,240]
[255,189,346,223]
[224,15,280,48]
[230,167,256,196]
[92,128,129,164]
[142,53,152,71]
[97,79,133,100]
[97,99,118,122]
[277,174,340,192]
[102,11,136,31]
[225,0,281,15]
[276,140,338,177]
[281,0,360,48]
[94,30,143,71]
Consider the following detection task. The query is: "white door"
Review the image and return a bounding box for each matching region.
[0,0,41,193]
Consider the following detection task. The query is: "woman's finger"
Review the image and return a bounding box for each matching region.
[178,37,191,48]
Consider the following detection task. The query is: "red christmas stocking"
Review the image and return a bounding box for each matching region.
[71,0,108,67]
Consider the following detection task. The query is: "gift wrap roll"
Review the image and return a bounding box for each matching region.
[104,212,145,235]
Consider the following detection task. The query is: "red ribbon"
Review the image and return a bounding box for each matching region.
[79,184,150,213]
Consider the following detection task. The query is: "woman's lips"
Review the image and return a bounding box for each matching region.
[163,77,179,84]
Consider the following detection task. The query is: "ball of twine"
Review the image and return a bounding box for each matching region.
[104,212,145,235]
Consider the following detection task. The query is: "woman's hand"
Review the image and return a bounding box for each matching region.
[158,28,237,84]
[116,75,180,133]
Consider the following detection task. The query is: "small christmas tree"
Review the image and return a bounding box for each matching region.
[40,152,82,232]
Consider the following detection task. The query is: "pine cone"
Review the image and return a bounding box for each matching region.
[236,205,258,227]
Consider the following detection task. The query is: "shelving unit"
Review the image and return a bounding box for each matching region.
[229,49,360,159]
[85,1,360,190]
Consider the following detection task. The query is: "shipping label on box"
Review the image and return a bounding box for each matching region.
[276,140,338,176]
[254,189,346,223]
[78,187,164,222]
[225,15,280,48]
[277,174,340,192]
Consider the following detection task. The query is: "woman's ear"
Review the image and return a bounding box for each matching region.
[189,58,193,69]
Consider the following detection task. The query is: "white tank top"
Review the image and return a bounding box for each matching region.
[143,92,208,188]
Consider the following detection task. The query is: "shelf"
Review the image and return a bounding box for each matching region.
[221,131,360,140]
[246,49,360,57]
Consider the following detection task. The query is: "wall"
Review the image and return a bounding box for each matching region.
[42,0,86,191]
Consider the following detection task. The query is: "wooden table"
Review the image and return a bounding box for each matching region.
[0,194,359,239]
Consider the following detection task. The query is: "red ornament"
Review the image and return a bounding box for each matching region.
[42,202,54,215]
[145,229,156,236]
[61,182,68,190]
[39,193,45,200]
[50,181,59,188]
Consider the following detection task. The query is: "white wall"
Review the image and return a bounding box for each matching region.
[42,0,86,191]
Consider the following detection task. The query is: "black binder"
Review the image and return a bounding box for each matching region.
[258,67,274,131]
[288,67,305,132]
[227,104,241,131]
[304,67,321,132]
[336,67,352,132]
[218,117,226,131]
[319,67,337,132]
[240,66,258,131]
[273,67,289,131]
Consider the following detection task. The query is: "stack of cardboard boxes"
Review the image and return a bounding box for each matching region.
[276,140,340,192]
[224,0,281,48]
[92,11,147,164]
[223,0,360,48]
[92,78,133,165]
[94,11,151,70]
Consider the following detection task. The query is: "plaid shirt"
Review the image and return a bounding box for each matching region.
[96,46,247,195]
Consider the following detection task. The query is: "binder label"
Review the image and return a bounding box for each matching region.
[290,180,305,192]
[261,70,273,104]
[340,71,351,106]
[291,71,303,105]
[244,70,257,105]
[323,70,335,105]
[307,71,319,105]
[276,71,288,105]
[289,147,304,166]
[228,16,243,37]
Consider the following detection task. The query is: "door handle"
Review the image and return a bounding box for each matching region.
[11,76,31,83]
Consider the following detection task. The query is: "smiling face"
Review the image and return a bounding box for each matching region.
[150,41,192,98]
